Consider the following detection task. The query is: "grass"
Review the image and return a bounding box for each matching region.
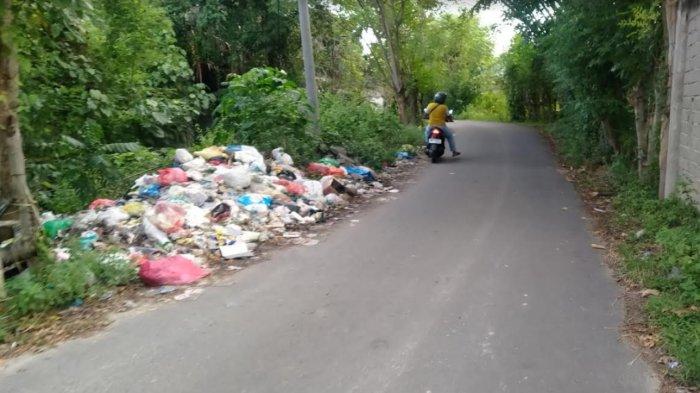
[612,182,700,383]
[0,235,138,344]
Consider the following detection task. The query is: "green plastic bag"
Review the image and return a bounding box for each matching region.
[318,157,340,167]
[43,219,73,239]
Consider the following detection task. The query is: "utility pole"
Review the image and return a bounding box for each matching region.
[297,0,319,129]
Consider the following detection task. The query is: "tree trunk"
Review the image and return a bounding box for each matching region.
[600,119,620,155]
[0,0,39,297]
[373,0,411,124]
[628,84,650,178]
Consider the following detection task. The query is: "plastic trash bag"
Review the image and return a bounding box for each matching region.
[123,202,145,217]
[142,218,170,245]
[344,166,376,181]
[139,184,161,199]
[43,218,73,239]
[98,206,130,227]
[89,199,116,210]
[276,179,306,196]
[134,174,158,188]
[318,157,340,167]
[167,184,208,206]
[184,205,209,228]
[158,167,188,186]
[234,146,266,173]
[194,146,227,160]
[138,255,209,286]
[218,166,252,190]
[301,180,324,200]
[210,203,232,223]
[145,202,186,233]
[237,194,272,207]
[272,147,294,166]
[79,230,99,250]
[307,163,345,177]
[324,193,345,205]
[174,148,194,164]
[182,157,207,171]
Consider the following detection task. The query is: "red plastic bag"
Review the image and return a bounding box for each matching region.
[308,163,346,177]
[307,163,331,176]
[158,167,188,186]
[146,202,186,233]
[138,255,209,286]
[275,179,306,196]
[327,166,346,177]
[89,198,116,210]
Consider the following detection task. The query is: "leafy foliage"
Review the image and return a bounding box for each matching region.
[319,94,422,168]
[209,68,316,161]
[460,90,510,122]
[14,0,211,212]
[407,14,495,113]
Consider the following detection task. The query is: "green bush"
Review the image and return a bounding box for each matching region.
[2,243,137,319]
[30,146,171,213]
[613,180,700,383]
[319,93,422,168]
[209,68,317,161]
[460,91,510,122]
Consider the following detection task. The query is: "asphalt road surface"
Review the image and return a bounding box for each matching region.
[0,121,657,393]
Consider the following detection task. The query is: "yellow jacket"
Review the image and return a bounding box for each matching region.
[426,103,448,126]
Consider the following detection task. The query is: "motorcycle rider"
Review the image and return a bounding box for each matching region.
[424,92,460,157]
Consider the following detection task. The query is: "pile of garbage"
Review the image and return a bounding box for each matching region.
[41,145,404,286]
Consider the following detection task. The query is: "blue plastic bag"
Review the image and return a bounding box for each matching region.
[237,194,272,207]
[395,151,414,160]
[139,184,161,199]
[344,166,376,182]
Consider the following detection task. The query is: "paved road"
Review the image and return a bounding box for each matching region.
[0,121,656,393]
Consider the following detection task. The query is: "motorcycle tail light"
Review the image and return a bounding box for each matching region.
[431,130,441,136]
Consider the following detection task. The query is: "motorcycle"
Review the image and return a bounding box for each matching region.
[425,109,454,163]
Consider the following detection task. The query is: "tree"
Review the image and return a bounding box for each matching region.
[0,0,39,297]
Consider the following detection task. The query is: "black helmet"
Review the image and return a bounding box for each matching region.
[434,92,447,104]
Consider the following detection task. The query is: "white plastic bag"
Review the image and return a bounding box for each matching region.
[174,148,194,164]
[302,180,324,200]
[272,147,294,166]
[181,157,207,171]
[143,217,171,244]
[218,166,252,190]
[98,207,130,227]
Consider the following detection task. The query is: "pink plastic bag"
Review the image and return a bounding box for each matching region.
[138,255,209,286]
[275,179,306,196]
[89,198,116,210]
[158,167,188,186]
[146,202,186,233]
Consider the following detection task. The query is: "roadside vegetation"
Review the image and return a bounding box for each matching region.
[480,0,699,385]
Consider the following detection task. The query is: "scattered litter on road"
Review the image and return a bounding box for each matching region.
[590,243,606,250]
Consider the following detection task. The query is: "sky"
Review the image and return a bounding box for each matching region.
[476,5,516,56]
[360,3,516,57]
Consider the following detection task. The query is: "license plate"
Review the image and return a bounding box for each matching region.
[428,138,442,144]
